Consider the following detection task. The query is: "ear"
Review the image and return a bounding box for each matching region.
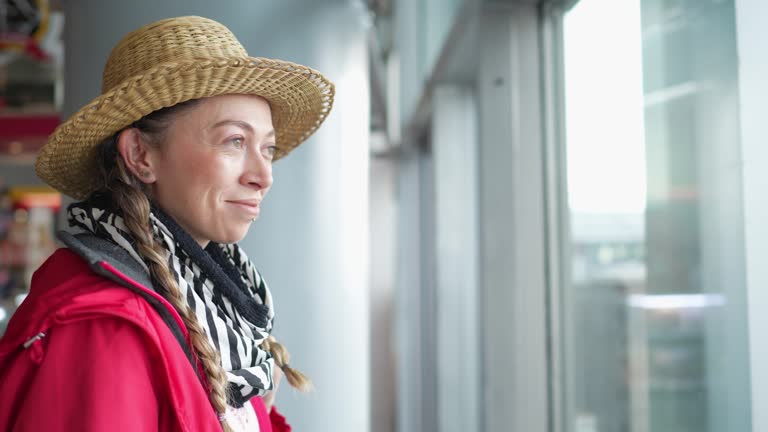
[116,128,157,183]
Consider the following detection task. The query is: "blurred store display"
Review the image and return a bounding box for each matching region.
[0,186,60,334]
[0,1,64,334]
[0,0,64,161]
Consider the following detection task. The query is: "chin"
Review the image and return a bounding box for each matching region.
[213,227,250,245]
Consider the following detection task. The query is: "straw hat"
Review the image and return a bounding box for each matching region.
[36,16,335,200]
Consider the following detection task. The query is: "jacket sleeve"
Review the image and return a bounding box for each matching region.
[250,395,292,432]
[11,317,166,432]
[270,406,292,432]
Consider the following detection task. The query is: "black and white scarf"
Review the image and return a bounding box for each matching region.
[68,197,275,408]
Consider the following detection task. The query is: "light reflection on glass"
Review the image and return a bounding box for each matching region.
[626,293,726,310]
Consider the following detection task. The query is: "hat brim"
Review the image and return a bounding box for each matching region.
[36,56,334,200]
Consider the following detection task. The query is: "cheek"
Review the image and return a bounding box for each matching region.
[157,153,217,203]
[196,159,242,199]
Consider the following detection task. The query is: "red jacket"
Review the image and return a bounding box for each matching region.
[0,232,290,431]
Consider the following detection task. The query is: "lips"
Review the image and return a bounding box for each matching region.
[227,199,261,217]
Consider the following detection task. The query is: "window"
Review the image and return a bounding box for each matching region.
[559,0,751,431]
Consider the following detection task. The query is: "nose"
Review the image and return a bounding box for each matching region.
[241,153,273,191]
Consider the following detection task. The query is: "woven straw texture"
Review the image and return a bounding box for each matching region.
[36,16,335,199]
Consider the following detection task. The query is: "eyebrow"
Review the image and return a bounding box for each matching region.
[210,120,275,138]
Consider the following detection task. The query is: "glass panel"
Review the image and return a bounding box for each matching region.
[561,0,751,431]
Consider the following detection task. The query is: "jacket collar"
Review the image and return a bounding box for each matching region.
[57,230,155,292]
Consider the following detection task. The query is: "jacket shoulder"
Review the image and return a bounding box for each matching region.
[2,248,164,351]
[0,267,220,431]
[0,247,221,430]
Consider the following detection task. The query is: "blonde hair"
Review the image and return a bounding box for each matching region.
[93,101,311,430]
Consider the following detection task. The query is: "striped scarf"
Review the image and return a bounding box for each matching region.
[67,198,275,408]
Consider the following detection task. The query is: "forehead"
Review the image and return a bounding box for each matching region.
[180,94,274,131]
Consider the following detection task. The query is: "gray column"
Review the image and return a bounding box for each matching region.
[62,2,371,431]
[369,156,397,432]
[431,85,481,432]
[477,3,549,431]
[395,146,430,432]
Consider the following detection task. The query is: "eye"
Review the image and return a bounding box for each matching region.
[262,145,278,161]
[229,136,245,149]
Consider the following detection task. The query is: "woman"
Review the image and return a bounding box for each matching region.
[0,16,334,431]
